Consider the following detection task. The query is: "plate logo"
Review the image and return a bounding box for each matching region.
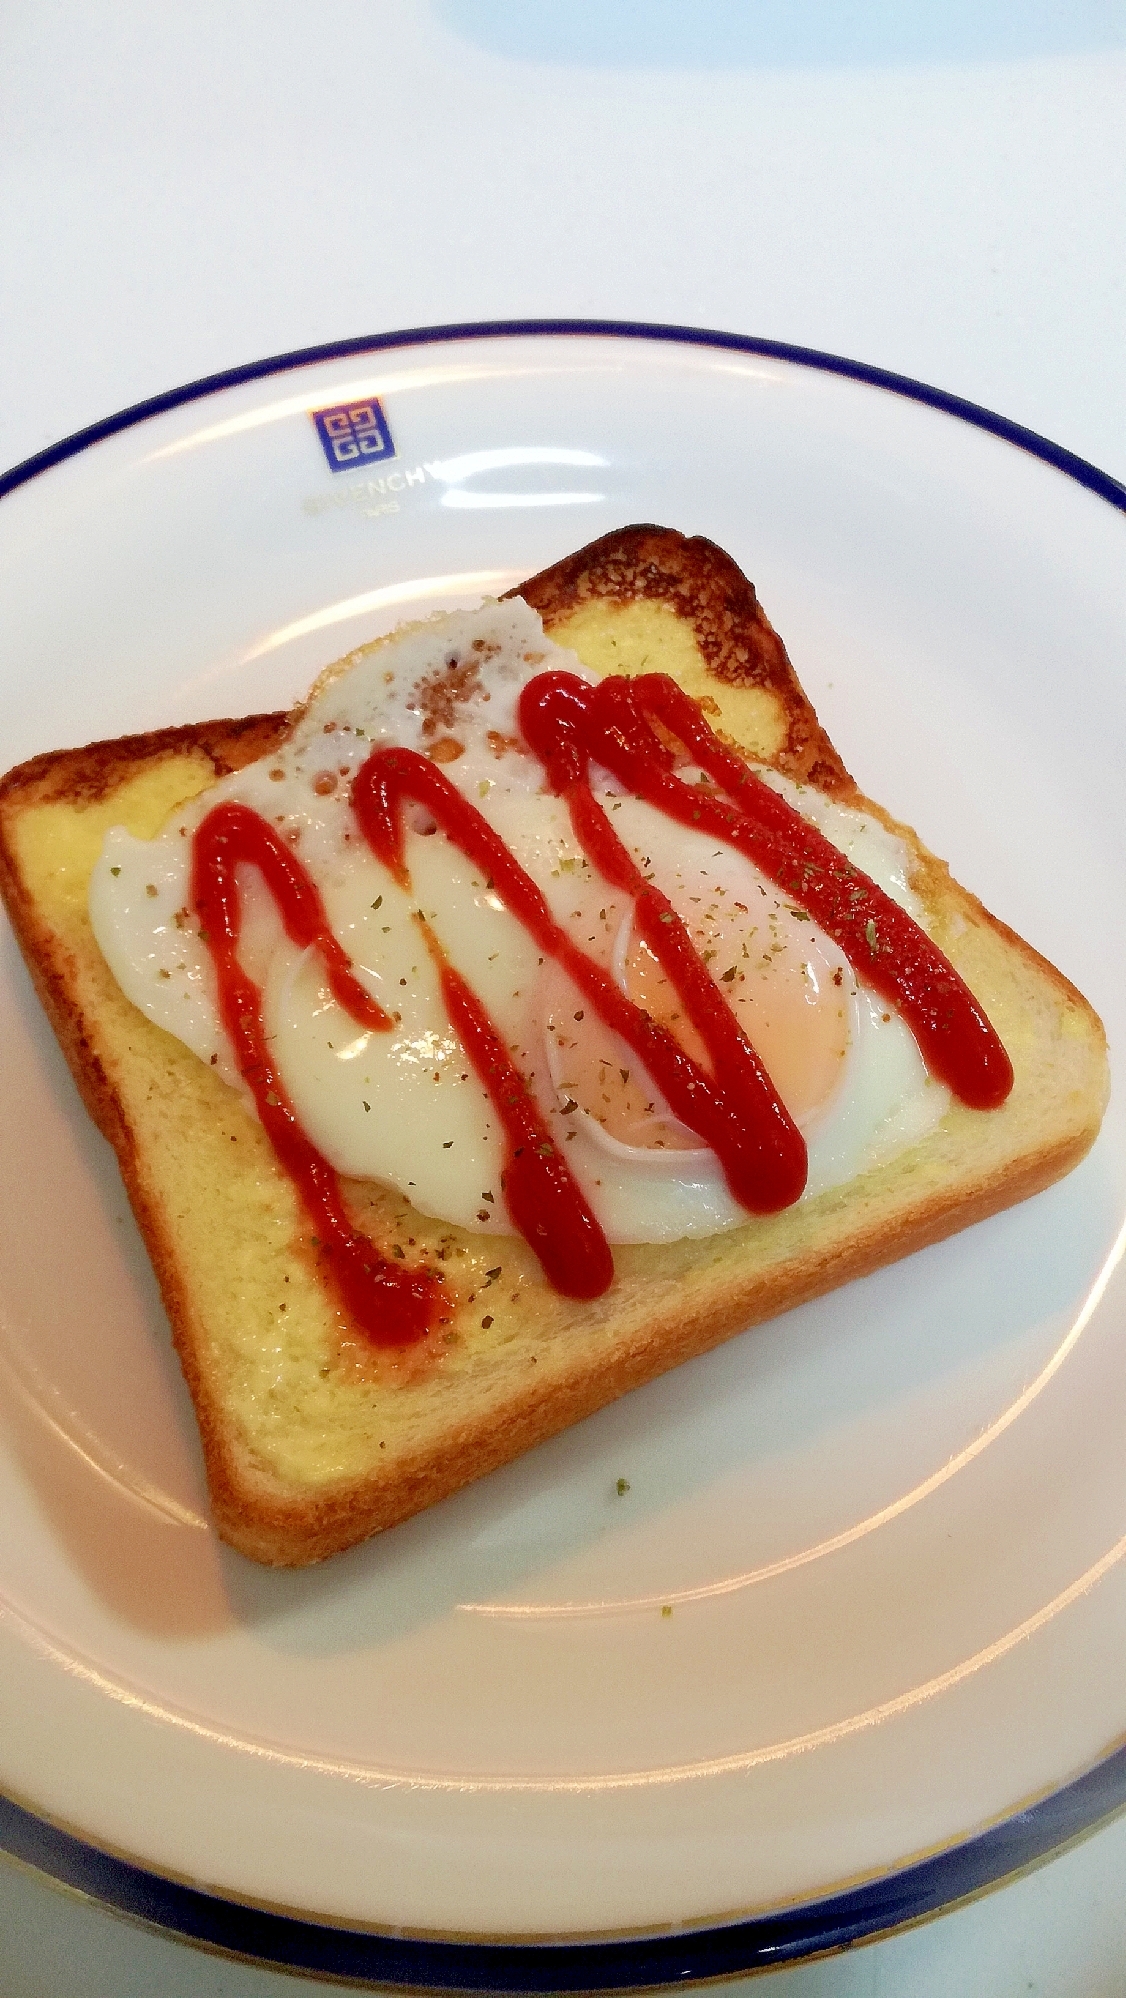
[311,397,395,473]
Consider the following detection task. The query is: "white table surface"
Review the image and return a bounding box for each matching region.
[2,5,1124,1992]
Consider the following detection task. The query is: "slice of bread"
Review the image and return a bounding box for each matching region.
[0,527,1108,1565]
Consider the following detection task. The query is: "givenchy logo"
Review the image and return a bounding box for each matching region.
[311,398,395,472]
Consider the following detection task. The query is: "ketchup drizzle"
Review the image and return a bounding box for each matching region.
[421,925,614,1300]
[518,673,1014,1113]
[191,663,1014,1335]
[352,749,809,1252]
[192,802,442,1346]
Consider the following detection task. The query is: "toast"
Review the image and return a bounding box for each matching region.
[0,526,1108,1565]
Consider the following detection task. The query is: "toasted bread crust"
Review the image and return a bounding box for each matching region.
[0,712,290,814]
[514,525,853,791]
[0,717,286,1135]
[0,529,1109,1564]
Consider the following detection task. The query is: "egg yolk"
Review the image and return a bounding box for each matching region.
[540,873,851,1153]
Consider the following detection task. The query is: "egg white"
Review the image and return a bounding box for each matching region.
[89,601,949,1244]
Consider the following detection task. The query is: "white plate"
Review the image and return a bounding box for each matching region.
[1,327,1125,1973]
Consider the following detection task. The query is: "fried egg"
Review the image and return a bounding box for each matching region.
[89,601,949,1244]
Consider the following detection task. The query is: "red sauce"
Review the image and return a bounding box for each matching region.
[191,801,444,1346]
[352,752,808,1246]
[423,926,614,1300]
[517,673,1014,1113]
[192,668,1014,1340]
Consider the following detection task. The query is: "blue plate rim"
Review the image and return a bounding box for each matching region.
[1,317,1124,513]
[2,316,1125,1982]
[3,1740,1126,1986]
